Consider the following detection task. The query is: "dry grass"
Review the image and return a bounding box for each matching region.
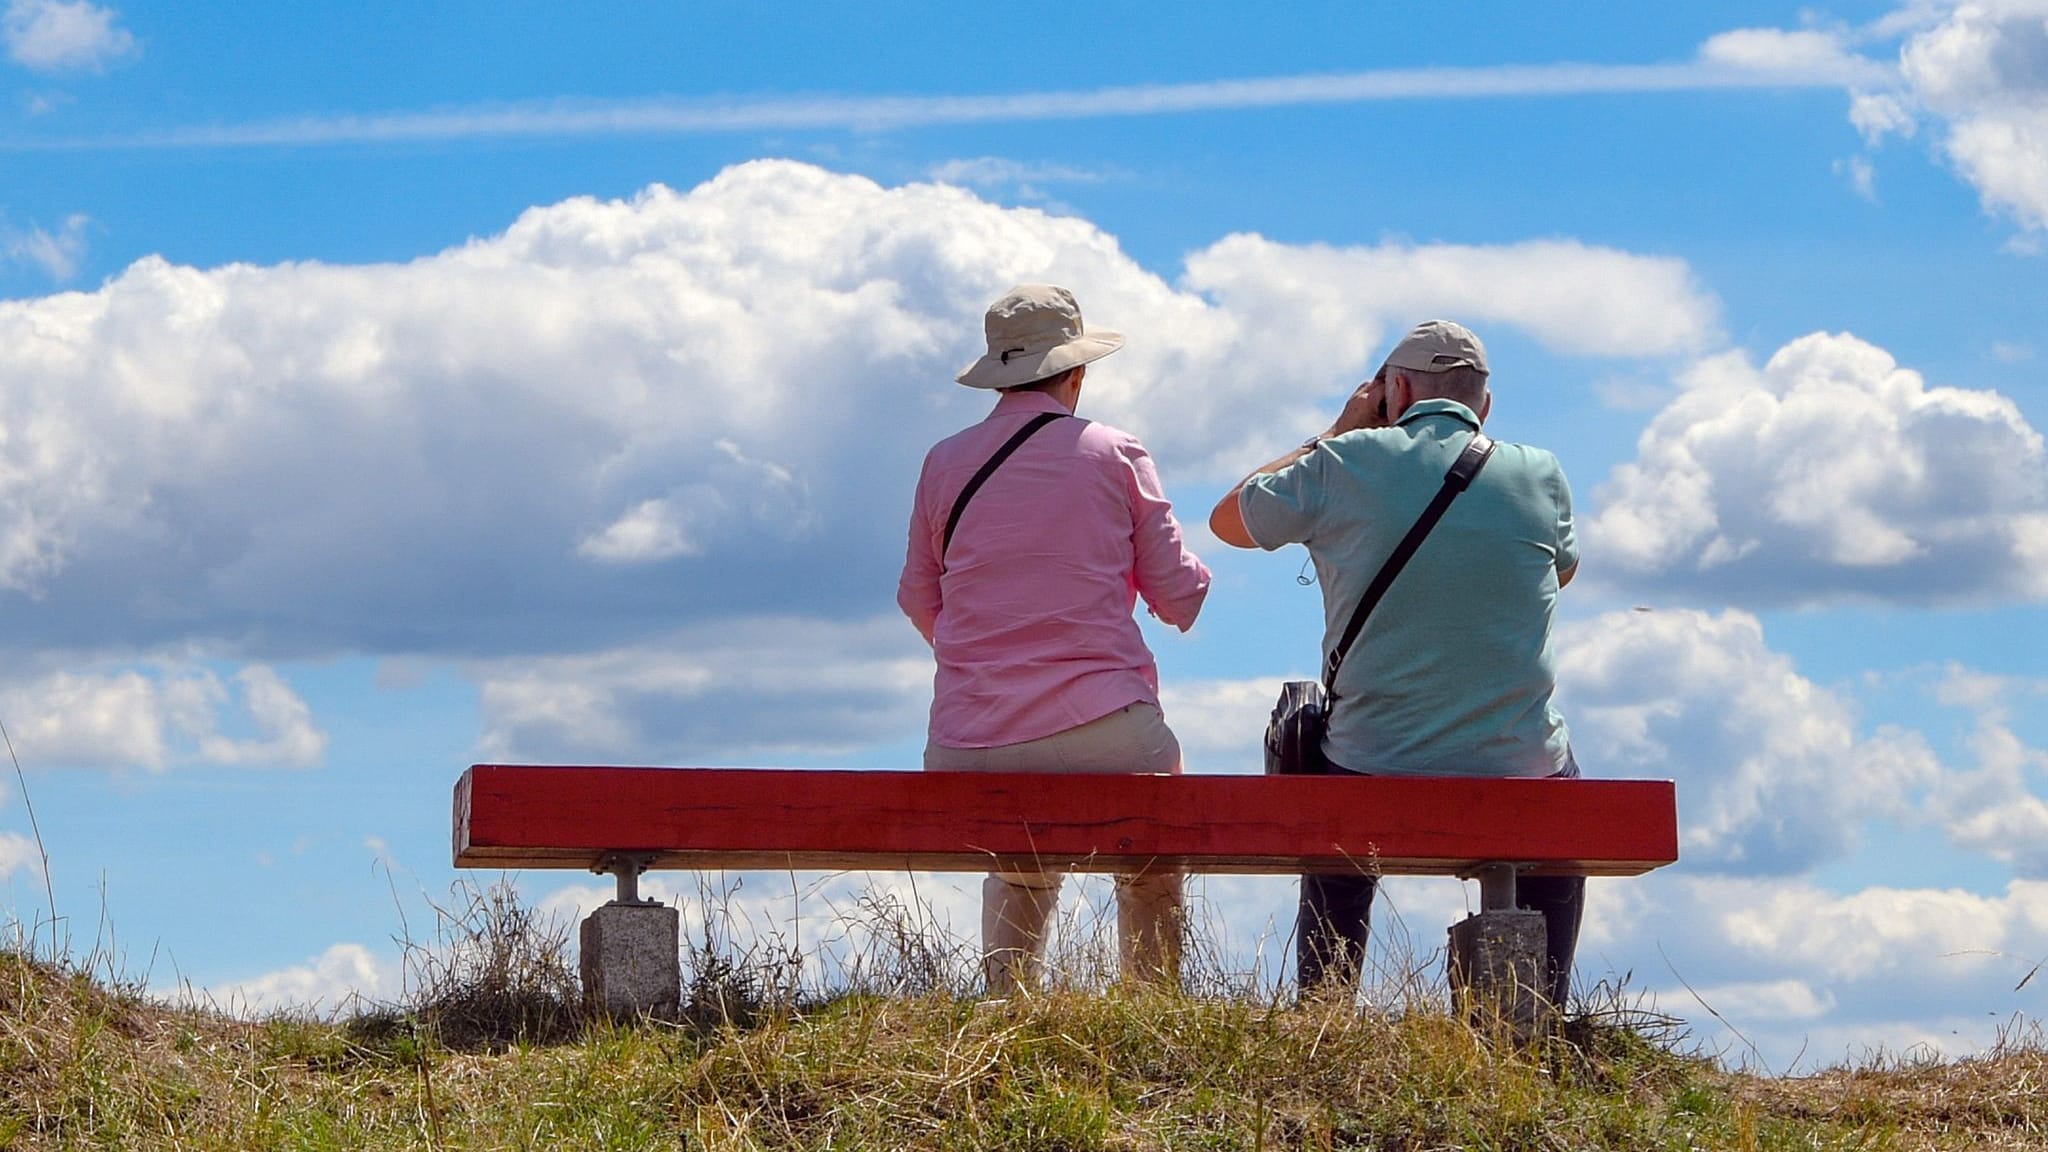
[1731,1029,2048,1151]
[0,887,2043,1150]
[383,880,584,1051]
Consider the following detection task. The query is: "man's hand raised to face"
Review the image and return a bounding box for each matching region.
[1324,372,1393,439]
[1210,373,1397,548]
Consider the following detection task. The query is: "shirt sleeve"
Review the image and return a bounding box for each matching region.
[1118,437,1211,631]
[1551,456,1580,575]
[1238,446,1331,550]
[896,455,943,645]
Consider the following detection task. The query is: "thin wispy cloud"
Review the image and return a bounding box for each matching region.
[1,211,88,281]
[926,157,1105,188]
[6,55,1893,150]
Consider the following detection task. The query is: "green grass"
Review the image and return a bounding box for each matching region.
[2,944,2046,1150]
[0,881,2042,1150]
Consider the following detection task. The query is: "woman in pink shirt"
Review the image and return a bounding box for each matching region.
[898,284,1211,995]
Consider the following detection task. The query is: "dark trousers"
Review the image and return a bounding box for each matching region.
[1296,753,1587,1006]
[1296,870,1585,1006]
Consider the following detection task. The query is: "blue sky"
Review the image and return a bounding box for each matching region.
[3,0,2047,1070]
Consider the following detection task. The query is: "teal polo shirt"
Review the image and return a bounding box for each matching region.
[1240,399,1577,777]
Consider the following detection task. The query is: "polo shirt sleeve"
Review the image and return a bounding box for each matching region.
[1550,456,1580,574]
[1238,448,1331,550]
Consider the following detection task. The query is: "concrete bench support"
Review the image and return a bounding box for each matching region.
[1448,911,1549,1035]
[1447,864,1551,1036]
[578,851,680,1021]
[579,901,680,1021]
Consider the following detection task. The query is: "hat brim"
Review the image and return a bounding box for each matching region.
[956,330,1124,390]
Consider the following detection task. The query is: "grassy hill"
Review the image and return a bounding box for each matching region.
[3,934,2045,1151]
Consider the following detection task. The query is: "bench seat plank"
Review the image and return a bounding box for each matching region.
[455,765,1677,878]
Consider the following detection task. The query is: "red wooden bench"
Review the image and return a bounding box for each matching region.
[453,764,1678,1021]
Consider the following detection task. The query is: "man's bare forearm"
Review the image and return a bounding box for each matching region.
[1210,374,1390,549]
[1209,442,1316,548]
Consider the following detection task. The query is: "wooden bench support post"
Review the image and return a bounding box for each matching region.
[578,852,680,1021]
[1448,863,1549,1038]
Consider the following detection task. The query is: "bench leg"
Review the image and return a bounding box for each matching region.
[1447,910,1549,1038]
[580,853,678,1022]
[1447,863,1552,1036]
[580,901,682,1022]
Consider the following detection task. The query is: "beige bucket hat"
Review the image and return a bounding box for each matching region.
[1380,319,1489,376]
[956,283,1124,390]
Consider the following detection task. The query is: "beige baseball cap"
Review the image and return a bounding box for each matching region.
[1380,319,1489,376]
[956,283,1124,390]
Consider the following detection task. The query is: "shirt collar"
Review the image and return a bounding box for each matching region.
[989,390,1073,419]
[1395,397,1481,430]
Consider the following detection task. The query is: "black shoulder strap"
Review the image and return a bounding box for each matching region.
[942,411,1068,559]
[1323,432,1496,698]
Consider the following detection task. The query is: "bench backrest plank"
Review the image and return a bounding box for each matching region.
[456,765,1677,877]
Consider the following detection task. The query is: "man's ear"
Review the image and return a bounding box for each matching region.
[1477,388,1492,424]
[1387,371,1416,422]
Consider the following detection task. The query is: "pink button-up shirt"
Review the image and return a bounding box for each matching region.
[899,391,1211,749]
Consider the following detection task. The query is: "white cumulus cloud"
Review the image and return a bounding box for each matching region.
[1,0,134,72]
[1587,331,2048,605]
[1557,608,1941,874]
[1183,234,1719,364]
[194,942,397,1017]
[1615,872,2048,1069]
[475,615,932,763]
[577,497,699,564]
[1712,877,2039,986]
[0,829,40,881]
[1946,108,2048,232]
[1682,977,1837,1022]
[1891,0,2048,235]
[1158,676,1292,773]
[0,660,325,770]
[1700,5,2048,238]
[0,160,1718,667]
[1925,666,2048,873]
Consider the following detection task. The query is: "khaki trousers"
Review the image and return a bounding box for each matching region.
[925,702,1186,996]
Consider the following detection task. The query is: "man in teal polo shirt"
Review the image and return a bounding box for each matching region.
[1208,319,1583,1003]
